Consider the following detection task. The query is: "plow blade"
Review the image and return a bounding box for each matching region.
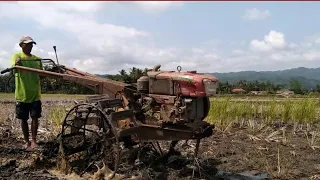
[118,124,214,142]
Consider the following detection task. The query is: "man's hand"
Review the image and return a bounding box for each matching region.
[15,58,22,66]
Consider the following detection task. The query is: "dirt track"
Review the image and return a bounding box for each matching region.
[0,120,319,180]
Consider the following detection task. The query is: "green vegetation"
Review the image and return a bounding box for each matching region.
[0,67,149,94]
[0,74,95,94]
[1,66,320,132]
[207,96,319,131]
[217,79,318,94]
[2,66,320,95]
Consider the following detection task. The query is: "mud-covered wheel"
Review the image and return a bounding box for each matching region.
[58,103,120,178]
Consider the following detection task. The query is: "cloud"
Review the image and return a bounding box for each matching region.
[250,30,286,52]
[0,2,187,74]
[1,2,320,75]
[233,30,320,71]
[133,1,183,14]
[242,8,271,21]
[0,2,152,72]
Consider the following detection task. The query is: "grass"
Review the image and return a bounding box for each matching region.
[207,96,319,129]
[1,93,319,129]
[206,96,320,151]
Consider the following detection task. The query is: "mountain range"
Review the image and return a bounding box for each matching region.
[97,67,320,90]
[209,67,320,89]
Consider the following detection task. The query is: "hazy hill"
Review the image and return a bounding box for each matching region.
[96,74,111,78]
[210,67,320,89]
[95,67,320,90]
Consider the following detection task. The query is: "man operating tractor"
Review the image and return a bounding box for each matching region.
[11,36,43,149]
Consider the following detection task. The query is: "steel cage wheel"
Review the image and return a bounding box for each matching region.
[58,103,120,178]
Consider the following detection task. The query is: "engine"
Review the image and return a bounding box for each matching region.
[136,65,218,125]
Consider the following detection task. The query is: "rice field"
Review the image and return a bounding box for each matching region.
[1,93,320,131]
[0,93,319,179]
[207,96,320,130]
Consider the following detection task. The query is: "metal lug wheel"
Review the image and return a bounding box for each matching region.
[58,103,120,178]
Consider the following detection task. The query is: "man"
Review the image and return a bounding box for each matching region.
[11,36,43,149]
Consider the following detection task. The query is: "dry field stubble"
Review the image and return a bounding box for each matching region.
[207,97,320,179]
[0,94,319,179]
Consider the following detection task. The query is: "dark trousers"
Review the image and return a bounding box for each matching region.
[15,100,42,120]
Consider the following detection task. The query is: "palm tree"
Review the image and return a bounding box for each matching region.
[129,67,144,82]
[119,69,127,76]
[143,68,149,76]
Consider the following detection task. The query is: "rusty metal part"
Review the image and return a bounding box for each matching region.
[2,59,219,178]
[152,64,161,71]
[10,65,130,103]
[59,103,120,178]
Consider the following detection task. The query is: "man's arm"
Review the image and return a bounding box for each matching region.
[11,54,20,67]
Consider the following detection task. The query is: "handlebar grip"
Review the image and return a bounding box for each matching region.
[1,68,12,74]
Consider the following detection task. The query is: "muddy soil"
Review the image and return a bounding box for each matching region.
[0,121,319,180]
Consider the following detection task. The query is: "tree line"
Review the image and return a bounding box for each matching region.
[0,67,319,95]
[217,79,318,94]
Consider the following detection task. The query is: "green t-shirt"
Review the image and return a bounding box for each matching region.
[11,52,43,103]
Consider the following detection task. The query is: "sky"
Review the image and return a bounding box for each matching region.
[1,1,320,75]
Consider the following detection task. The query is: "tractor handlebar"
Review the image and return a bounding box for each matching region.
[1,68,12,74]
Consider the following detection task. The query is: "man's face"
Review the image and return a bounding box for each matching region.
[21,43,33,54]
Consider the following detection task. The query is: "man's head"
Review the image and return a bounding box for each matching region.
[19,36,36,55]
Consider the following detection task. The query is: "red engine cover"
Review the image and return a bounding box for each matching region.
[154,71,218,97]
